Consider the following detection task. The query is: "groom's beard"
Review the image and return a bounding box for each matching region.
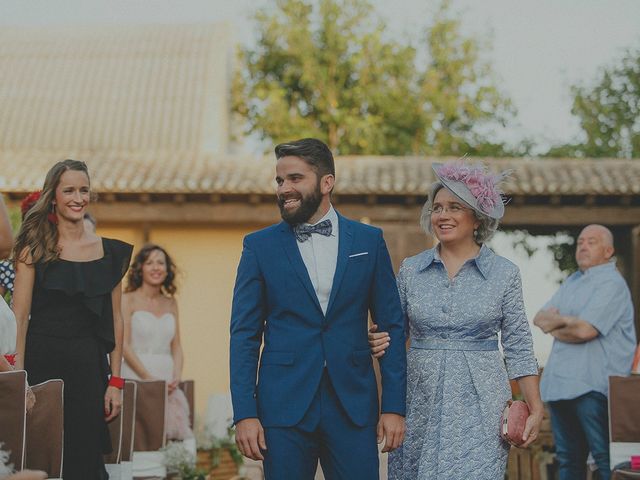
[277,182,323,226]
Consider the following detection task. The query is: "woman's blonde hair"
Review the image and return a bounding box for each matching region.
[13,159,90,264]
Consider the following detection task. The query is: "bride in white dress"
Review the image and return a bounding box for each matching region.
[121,244,192,440]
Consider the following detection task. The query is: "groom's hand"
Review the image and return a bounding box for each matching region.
[377,413,406,453]
[235,418,266,461]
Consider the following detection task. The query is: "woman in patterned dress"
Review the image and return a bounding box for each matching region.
[370,161,544,479]
[0,191,41,298]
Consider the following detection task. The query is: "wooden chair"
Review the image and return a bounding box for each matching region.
[612,469,640,479]
[0,370,27,471]
[130,380,167,479]
[609,376,640,474]
[24,379,64,479]
[178,380,195,429]
[105,397,124,465]
[104,380,137,480]
[132,380,167,452]
[121,380,137,463]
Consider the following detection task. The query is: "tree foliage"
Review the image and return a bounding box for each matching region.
[232,0,514,155]
[418,3,514,156]
[546,47,640,158]
[508,229,578,281]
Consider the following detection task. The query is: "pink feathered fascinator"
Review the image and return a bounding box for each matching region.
[432,161,509,220]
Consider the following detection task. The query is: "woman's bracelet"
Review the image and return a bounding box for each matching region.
[108,376,125,389]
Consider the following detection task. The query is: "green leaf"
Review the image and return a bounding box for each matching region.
[232,0,512,155]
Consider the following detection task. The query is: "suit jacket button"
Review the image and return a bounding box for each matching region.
[323,324,329,332]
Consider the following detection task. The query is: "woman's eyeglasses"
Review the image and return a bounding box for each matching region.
[428,204,469,215]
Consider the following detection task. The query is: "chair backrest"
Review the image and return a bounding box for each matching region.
[121,380,137,462]
[105,379,137,472]
[132,380,167,452]
[25,379,64,478]
[0,370,27,470]
[609,375,640,469]
[609,375,640,441]
[178,380,195,429]
[104,397,124,465]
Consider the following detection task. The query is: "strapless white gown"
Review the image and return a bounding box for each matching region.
[0,297,16,355]
[122,311,193,440]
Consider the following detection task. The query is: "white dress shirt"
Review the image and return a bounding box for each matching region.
[296,205,339,315]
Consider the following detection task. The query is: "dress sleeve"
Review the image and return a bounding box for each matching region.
[105,239,133,288]
[500,267,539,380]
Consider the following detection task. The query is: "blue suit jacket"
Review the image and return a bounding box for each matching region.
[230,213,406,428]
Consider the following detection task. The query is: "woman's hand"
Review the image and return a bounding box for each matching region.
[25,385,36,413]
[518,407,544,448]
[104,385,122,422]
[368,324,390,358]
[168,378,180,394]
[515,374,545,448]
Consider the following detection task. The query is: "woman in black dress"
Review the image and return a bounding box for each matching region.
[12,160,133,480]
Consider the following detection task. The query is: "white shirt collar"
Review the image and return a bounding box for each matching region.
[305,204,338,228]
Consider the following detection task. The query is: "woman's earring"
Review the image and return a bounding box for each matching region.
[473,229,478,239]
[47,203,58,224]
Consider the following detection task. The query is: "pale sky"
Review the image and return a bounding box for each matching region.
[2,0,639,153]
[2,0,637,362]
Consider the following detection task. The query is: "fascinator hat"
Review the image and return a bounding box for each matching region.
[432,161,508,220]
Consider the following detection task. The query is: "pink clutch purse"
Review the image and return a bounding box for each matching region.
[501,400,529,446]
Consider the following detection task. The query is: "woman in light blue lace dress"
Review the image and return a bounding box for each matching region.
[370,161,544,479]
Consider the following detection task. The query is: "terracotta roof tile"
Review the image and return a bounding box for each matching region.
[1,151,638,197]
[0,24,231,153]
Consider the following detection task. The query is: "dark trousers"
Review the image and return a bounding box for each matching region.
[262,370,379,480]
[548,391,610,480]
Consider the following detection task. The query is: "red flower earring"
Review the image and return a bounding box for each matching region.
[47,203,58,224]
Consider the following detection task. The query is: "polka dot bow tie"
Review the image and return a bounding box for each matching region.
[294,219,333,242]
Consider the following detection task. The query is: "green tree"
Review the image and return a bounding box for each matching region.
[232,0,421,154]
[417,1,514,156]
[508,229,578,282]
[232,0,514,155]
[546,47,640,158]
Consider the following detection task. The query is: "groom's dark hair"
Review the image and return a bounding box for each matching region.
[274,138,335,179]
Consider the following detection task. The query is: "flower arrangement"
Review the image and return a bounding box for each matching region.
[161,441,207,480]
[20,191,41,218]
[196,423,243,468]
[0,444,14,478]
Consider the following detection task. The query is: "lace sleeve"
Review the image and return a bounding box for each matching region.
[500,268,539,379]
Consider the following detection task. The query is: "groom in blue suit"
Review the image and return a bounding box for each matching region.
[230,138,407,479]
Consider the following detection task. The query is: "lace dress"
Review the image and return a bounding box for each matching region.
[121,311,193,440]
[388,245,538,480]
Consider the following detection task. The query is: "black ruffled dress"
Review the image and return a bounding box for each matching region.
[24,238,133,480]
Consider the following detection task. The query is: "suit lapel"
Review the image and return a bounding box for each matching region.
[279,222,323,314]
[326,214,354,316]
